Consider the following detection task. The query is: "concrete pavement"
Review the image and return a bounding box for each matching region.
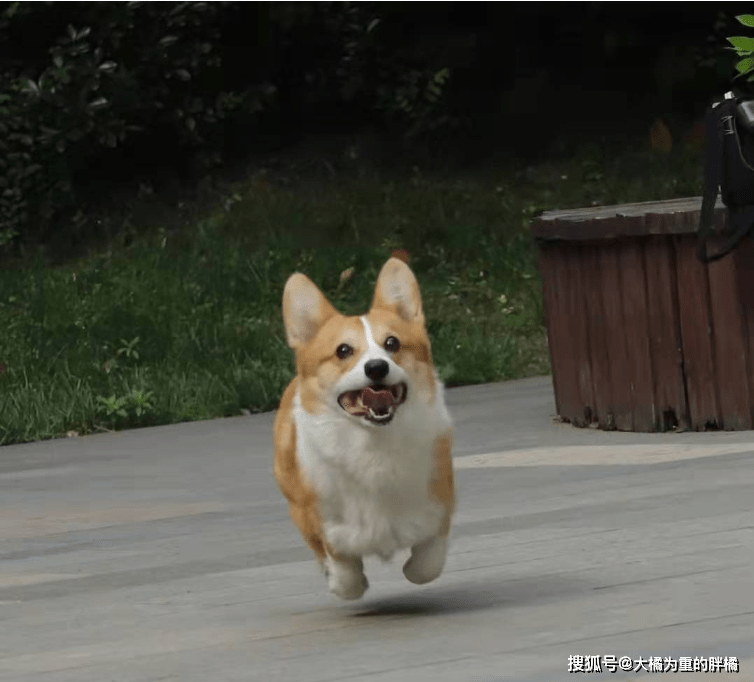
[1,376,752,681]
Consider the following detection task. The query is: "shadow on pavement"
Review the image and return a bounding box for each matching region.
[350,573,592,618]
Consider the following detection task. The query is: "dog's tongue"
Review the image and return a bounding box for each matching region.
[361,386,394,410]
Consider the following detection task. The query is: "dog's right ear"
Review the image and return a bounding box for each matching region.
[371,257,424,324]
[282,273,338,350]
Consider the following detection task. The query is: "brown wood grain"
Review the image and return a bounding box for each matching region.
[617,238,657,432]
[537,244,581,424]
[580,243,615,429]
[641,228,689,431]
[594,228,634,431]
[674,234,721,429]
[732,238,754,427]
[563,243,595,426]
[706,236,752,430]
[533,197,754,432]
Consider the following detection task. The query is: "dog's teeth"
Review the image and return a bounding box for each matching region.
[368,406,393,421]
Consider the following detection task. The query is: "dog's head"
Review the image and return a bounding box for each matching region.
[282,257,436,426]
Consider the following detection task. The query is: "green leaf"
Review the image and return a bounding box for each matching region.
[735,56,754,75]
[737,14,754,27]
[728,36,754,52]
[732,47,753,58]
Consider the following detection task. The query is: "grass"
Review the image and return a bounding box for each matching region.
[0,138,704,446]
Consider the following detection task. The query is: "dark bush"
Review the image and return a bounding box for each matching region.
[0,1,277,246]
[0,2,729,252]
[0,1,458,249]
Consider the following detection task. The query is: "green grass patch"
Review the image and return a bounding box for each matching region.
[0,140,704,445]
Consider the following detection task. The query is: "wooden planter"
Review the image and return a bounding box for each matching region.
[532,197,754,432]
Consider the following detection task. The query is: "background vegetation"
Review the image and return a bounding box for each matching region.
[0,2,740,444]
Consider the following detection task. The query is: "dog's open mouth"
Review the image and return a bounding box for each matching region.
[338,383,408,425]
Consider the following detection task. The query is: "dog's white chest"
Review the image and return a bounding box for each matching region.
[294,396,449,559]
[322,457,445,559]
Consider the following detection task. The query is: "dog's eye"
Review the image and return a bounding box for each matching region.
[384,336,401,353]
[336,343,353,359]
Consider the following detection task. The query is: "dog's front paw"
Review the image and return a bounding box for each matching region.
[403,535,448,585]
[329,571,369,600]
[326,557,369,600]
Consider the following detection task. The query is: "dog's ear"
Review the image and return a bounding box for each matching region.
[282,273,338,349]
[371,257,424,323]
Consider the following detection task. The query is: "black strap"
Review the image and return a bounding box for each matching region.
[697,99,754,263]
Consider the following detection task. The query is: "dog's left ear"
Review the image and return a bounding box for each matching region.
[371,257,424,323]
[282,273,338,350]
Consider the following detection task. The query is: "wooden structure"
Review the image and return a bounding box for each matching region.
[532,196,754,432]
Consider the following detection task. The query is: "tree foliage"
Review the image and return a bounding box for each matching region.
[0,1,451,247]
[0,2,729,249]
[728,14,754,83]
[0,2,281,245]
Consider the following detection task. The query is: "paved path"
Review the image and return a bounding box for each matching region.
[1,377,752,681]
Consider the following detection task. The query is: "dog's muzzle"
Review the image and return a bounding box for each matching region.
[337,383,408,424]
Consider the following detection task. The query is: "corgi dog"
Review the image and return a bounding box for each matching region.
[273,256,455,600]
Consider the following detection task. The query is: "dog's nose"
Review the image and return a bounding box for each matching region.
[364,359,389,382]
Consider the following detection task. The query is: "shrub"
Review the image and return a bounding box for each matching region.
[0,1,273,245]
[0,1,455,249]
